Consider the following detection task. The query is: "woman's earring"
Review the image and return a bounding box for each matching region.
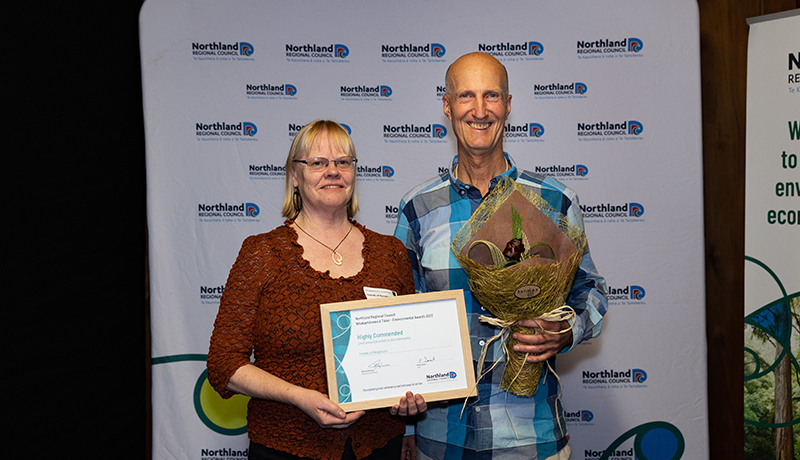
[293,187,303,212]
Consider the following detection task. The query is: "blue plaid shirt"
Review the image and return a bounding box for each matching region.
[394,154,608,460]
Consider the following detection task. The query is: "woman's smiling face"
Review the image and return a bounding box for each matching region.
[292,133,355,216]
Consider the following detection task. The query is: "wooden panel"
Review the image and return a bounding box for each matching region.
[698,1,796,459]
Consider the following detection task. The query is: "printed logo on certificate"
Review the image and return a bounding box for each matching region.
[320,290,477,411]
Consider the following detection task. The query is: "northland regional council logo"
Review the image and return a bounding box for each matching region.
[504,122,544,143]
[565,410,595,425]
[286,43,350,62]
[533,164,589,180]
[582,368,648,389]
[357,164,395,181]
[196,121,258,142]
[381,42,446,63]
[426,371,457,382]
[576,37,643,59]
[246,83,297,100]
[383,123,447,144]
[577,120,643,141]
[198,202,260,222]
[478,41,544,61]
[385,204,400,224]
[533,82,588,100]
[192,41,254,61]
[249,162,285,180]
[607,285,646,306]
[341,84,393,101]
[200,284,225,304]
[580,202,645,223]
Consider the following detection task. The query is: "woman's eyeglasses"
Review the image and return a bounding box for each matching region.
[293,157,357,171]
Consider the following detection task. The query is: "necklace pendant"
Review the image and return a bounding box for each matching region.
[332,251,343,266]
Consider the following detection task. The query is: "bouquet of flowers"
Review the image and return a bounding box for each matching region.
[451,176,587,396]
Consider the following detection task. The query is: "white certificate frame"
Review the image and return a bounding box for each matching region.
[320,290,477,412]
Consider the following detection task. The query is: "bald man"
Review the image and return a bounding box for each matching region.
[394,52,608,460]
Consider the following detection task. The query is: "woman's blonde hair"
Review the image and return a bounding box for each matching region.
[282,120,359,220]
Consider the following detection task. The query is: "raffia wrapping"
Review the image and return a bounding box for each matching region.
[451,176,587,396]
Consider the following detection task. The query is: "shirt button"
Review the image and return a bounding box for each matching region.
[479,340,485,346]
[460,190,466,196]
[475,407,481,412]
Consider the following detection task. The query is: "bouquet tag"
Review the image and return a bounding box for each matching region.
[514,285,541,299]
[363,286,397,299]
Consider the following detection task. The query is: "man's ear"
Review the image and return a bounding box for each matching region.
[443,94,452,120]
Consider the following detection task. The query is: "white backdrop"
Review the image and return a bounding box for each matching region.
[141,1,707,459]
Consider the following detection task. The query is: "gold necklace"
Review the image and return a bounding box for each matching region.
[294,221,353,266]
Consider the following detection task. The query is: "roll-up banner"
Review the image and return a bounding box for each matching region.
[744,9,800,459]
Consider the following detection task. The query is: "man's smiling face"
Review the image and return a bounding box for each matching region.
[443,53,512,159]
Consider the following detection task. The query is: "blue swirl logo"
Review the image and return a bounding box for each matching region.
[245,203,260,217]
[629,202,645,217]
[628,38,643,53]
[335,44,349,58]
[243,122,257,136]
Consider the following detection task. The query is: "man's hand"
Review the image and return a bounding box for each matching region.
[512,319,572,363]
[390,391,427,416]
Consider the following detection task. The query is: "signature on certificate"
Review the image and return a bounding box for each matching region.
[418,356,436,364]
[369,359,390,369]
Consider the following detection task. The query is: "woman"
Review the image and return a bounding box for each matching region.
[207,120,425,460]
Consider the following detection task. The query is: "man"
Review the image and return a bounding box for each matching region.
[393,52,608,460]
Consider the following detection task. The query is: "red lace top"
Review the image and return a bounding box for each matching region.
[207,221,414,460]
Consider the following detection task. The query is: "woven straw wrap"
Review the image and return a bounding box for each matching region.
[451,176,587,396]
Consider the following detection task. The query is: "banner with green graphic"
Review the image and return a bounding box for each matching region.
[744,10,800,460]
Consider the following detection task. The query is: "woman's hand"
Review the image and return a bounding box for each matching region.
[390,391,427,417]
[293,387,365,429]
[226,365,363,429]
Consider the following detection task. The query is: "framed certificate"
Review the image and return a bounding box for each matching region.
[320,290,477,411]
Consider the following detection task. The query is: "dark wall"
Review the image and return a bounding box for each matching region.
[9,1,146,457]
